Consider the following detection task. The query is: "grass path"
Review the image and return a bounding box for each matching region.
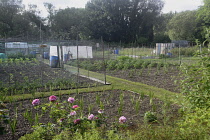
[6,64,185,105]
[65,65,184,105]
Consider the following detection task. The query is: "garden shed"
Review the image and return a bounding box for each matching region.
[156,43,175,55]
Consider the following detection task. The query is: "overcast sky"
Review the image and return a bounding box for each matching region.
[22,0,204,17]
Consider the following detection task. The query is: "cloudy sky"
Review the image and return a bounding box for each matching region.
[22,0,204,17]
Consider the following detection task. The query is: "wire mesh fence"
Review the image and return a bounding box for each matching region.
[0,39,203,95]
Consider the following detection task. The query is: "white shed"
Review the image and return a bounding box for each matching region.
[50,46,93,61]
[156,43,175,55]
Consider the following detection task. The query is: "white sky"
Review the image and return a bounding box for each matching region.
[22,0,204,17]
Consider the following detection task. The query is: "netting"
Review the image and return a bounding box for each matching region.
[0,39,200,96]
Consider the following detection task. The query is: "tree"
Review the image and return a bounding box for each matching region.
[167,10,197,41]
[44,2,55,27]
[0,0,45,40]
[51,8,86,40]
[85,0,164,43]
[196,0,210,41]
[153,12,175,43]
[0,0,22,37]
[23,4,48,41]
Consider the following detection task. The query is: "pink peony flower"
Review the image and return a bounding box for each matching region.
[119,116,127,123]
[70,111,76,116]
[68,97,75,103]
[98,109,104,114]
[49,95,57,102]
[72,105,79,109]
[32,99,40,106]
[88,114,95,120]
[74,119,81,124]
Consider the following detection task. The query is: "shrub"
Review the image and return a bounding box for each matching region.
[177,107,210,139]
[116,56,133,62]
[19,124,54,140]
[107,60,118,70]
[133,59,144,69]
[180,51,210,108]
[144,111,157,122]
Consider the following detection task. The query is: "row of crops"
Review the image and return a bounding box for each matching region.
[0,57,101,97]
[68,56,175,71]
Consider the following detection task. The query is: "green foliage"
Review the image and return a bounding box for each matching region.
[153,33,171,43]
[180,34,210,108]
[116,56,133,62]
[23,109,34,125]
[171,46,199,57]
[133,59,144,69]
[123,59,134,70]
[167,11,197,41]
[159,54,168,59]
[52,127,123,140]
[86,0,164,43]
[0,59,80,95]
[142,61,151,69]
[178,107,210,130]
[21,121,210,140]
[94,60,104,71]
[84,61,95,71]
[20,96,110,139]
[51,7,87,40]
[144,111,157,122]
[177,107,210,139]
[136,37,148,44]
[19,124,54,140]
[128,124,210,140]
[7,53,36,60]
[153,12,175,43]
[180,54,210,108]
[196,0,210,41]
[0,101,9,135]
[107,60,118,70]
[71,57,171,73]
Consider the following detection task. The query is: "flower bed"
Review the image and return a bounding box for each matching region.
[1,90,180,140]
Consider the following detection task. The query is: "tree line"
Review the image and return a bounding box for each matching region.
[0,0,209,44]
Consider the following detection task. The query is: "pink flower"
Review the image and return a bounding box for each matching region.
[74,119,81,124]
[72,105,79,109]
[32,99,40,106]
[119,116,127,123]
[68,97,75,103]
[49,95,57,102]
[88,114,95,120]
[70,111,76,116]
[98,109,104,114]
